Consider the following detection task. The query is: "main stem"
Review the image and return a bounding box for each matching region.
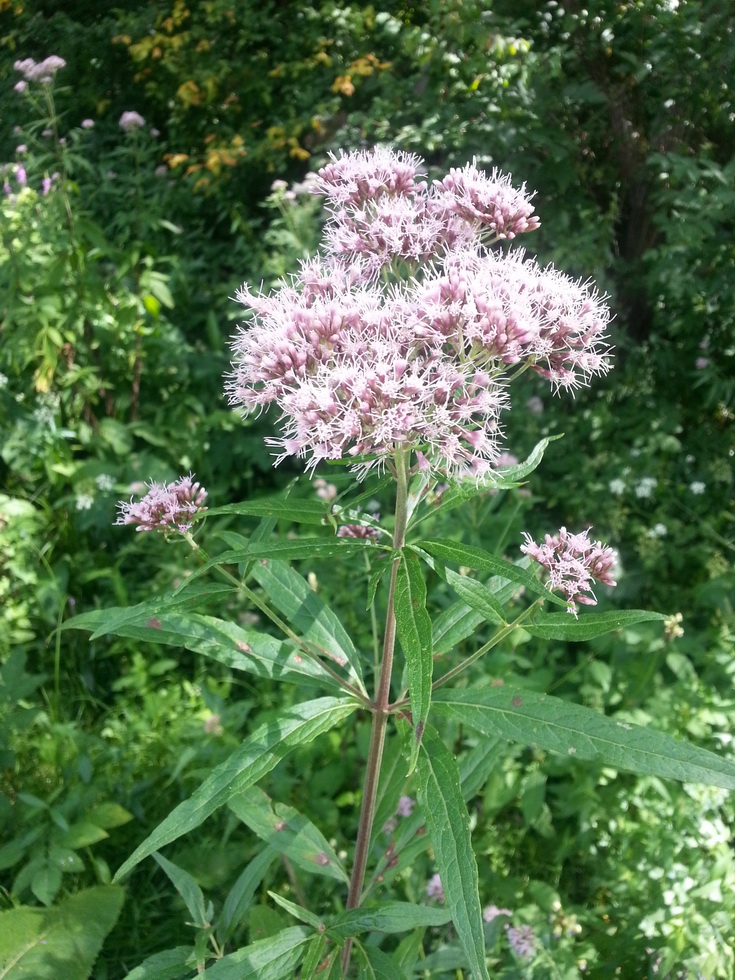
[341,450,410,974]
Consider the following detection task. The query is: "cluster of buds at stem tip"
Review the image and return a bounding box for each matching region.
[115,474,207,533]
[521,527,617,616]
[13,56,66,89]
[226,147,613,480]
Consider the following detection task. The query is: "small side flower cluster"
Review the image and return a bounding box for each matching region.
[13,56,66,90]
[119,111,146,133]
[521,526,617,615]
[115,474,207,533]
[228,148,612,478]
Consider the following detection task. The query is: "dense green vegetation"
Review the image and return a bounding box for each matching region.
[1,2,733,978]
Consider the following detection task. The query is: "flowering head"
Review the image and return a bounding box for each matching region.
[119,111,146,133]
[14,56,66,85]
[115,474,207,533]
[426,873,445,903]
[521,526,617,616]
[228,147,612,479]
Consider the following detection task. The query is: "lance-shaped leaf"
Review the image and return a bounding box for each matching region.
[356,944,411,980]
[251,557,364,687]
[433,687,735,788]
[198,926,311,979]
[59,582,236,641]
[218,848,279,944]
[327,902,451,941]
[114,697,357,881]
[432,576,520,656]
[394,551,434,771]
[229,787,348,883]
[416,727,490,980]
[428,436,561,518]
[419,538,567,608]
[205,497,329,525]
[443,568,506,625]
[65,611,340,691]
[152,853,211,929]
[522,609,668,641]
[124,946,196,980]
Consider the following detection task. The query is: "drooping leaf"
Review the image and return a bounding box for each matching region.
[268,892,324,930]
[124,946,196,980]
[0,885,125,980]
[114,697,357,880]
[356,943,411,979]
[229,787,348,883]
[443,568,506,625]
[428,436,560,518]
[205,498,329,525]
[250,558,364,687]
[522,608,668,641]
[433,686,735,788]
[394,551,434,772]
[59,582,236,641]
[416,727,489,980]
[198,926,311,979]
[419,538,567,608]
[218,848,279,944]
[152,853,210,929]
[327,902,451,941]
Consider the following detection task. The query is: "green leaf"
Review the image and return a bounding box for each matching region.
[356,943,410,979]
[124,946,196,980]
[86,802,134,830]
[152,853,210,929]
[198,926,311,979]
[114,697,357,881]
[523,609,668,641]
[433,686,735,788]
[419,538,567,608]
[250,558,364,687]
[205,498,329,525]
[428,436,560,518]
[218,848,279,944]
[443,569,506,625]
[394,552,434,772]
[268,892,323,930]
[229,787,348,883]
[300,934,329,979]
[416,727,490,980]
[199,538,376,570]
[327,902,451,941]
[0,885,124,980]
[60,582,236,641]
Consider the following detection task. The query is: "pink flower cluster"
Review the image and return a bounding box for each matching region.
[521,526,617,615]
[227,148,612,477]
[119,111,146,133]
[115,474,207,533]
[14,56,66,86]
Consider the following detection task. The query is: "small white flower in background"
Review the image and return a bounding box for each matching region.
[483,904,512,922]
[609,478,626,495]
[119,110,146,132]
[646,523,667,538]
[76,494,94,511]
[689,481,706,495]
[630,448,641,457]
[313,478,337,502]
[526,395,544,415]
[685,455,695,464]
[0,372,8,387]
[95,473,115,492]
[635,477,657,498]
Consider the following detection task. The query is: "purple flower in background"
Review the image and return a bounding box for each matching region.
[119,110,146,132]
[14,80,28,93]
[695,357,709,370]
[397,795,415,817]
[506,924,536,960]
[483,904,512,922]
[521,526,617,616]
[336,524,381,540]
[81,118,95,129]
[14,56,66,82]
[426,874,445,903]
[115,474,207,533]
[15,145,27,155]
[41,177,52,195]
[15,166,27,187]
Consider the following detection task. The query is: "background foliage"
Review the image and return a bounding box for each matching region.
[1,1,733,977]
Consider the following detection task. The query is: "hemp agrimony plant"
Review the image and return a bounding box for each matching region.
[69,149,735,978]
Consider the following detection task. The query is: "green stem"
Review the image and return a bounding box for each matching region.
[341,448,410,975]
